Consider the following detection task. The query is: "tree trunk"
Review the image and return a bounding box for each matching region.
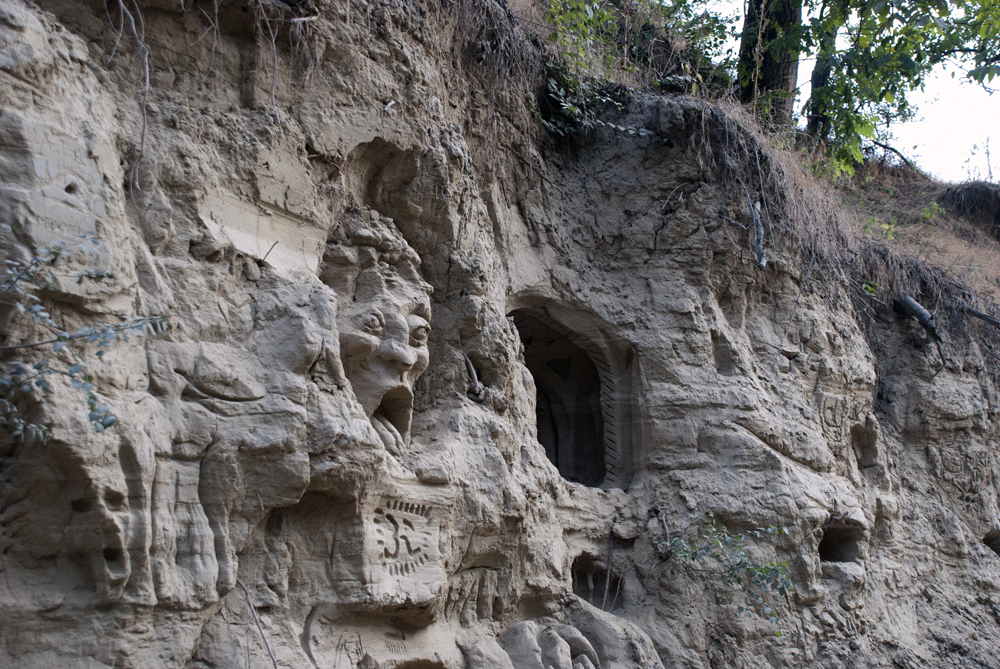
[738,0,803,127]
[806,24,839,138]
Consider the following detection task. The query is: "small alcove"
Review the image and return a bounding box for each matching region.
[510,300,636,488]
[571,553,622,610]
[818,525,864,563]
[513,311,606,487]
[711,330,736,376]
[984,530,1000,558]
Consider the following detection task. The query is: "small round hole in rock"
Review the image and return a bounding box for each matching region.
[104,490,126,509]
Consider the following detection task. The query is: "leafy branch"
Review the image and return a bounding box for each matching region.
[665,510,794,633]
[539,61,654,138]
[545,0,736,87]
[0,231,168,440]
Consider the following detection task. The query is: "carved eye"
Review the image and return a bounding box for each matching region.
[104,490,126,510]
[410,326,429,346]
[360,311,384,336]
[71,498,91,513]
[408,316,430,346]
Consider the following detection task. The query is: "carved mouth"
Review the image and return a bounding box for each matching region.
[102,545,129,583]
[96,541,130,604]
[372,386,413,444]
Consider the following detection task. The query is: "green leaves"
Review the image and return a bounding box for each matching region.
[88,400,118,432]
[730,0,1000,171]
[668,510,794,635]
[546,0,736,90]
[547,0,613,75]
[1,235,169,439]
[969,62,1000,82]
[539,61,653,138]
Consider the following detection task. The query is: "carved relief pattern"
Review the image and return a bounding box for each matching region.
[373,498,435,577]
[928,436,997,514]
[816,392,873,457]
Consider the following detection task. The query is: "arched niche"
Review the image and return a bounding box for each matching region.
[508,297,635,489]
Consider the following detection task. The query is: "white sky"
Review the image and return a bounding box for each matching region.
[792,60,1000,183]
[890,67,999,183]
[795,59,1000,182]
[709,1,999,184]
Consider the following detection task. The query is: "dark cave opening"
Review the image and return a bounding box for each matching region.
[985,530,1000,558]
[818,525,863,563]
[572,553,622,610]
[511,310,606,487]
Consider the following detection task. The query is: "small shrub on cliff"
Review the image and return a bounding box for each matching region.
[539,1,735,140]
[0,231,167,440]
[546,0,735,88]
[665,510,794,632]
[538,60,653,137]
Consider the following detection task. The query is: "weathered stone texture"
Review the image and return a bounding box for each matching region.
[1,0,999,667]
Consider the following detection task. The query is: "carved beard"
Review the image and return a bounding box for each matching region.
[369,386,413,455]
[371,414,404,455]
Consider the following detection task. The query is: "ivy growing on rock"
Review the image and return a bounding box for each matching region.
[540,0,735,139]
[539,60,655,137]
[546,0,736,87]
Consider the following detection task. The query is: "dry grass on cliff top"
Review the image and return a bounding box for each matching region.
[692,97,1000,349]
[840,161,1000,304]
[695,98,858,269]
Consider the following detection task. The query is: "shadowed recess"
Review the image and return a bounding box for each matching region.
[819,525,864,563]
[572,553,622,611]
[512,310,605,487]
[985,530,1000,558]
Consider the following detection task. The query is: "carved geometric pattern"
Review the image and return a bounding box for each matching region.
[373,498,435,577]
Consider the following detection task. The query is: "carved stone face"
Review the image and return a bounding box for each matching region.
[339,260,431,454]
[64,476,132,604]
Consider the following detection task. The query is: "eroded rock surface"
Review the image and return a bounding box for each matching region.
[1,0,999,667]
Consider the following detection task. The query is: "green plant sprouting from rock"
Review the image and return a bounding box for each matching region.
[665,510,794,633]
[540,0,735,139]
[921,200,945,222]
[0,231,168,441]
[539,60,655,137]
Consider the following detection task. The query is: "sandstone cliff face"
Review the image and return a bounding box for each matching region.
[1,1,999,667]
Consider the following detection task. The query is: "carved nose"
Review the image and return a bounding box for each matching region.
[379,340,418,372]
[96,507,126,538]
